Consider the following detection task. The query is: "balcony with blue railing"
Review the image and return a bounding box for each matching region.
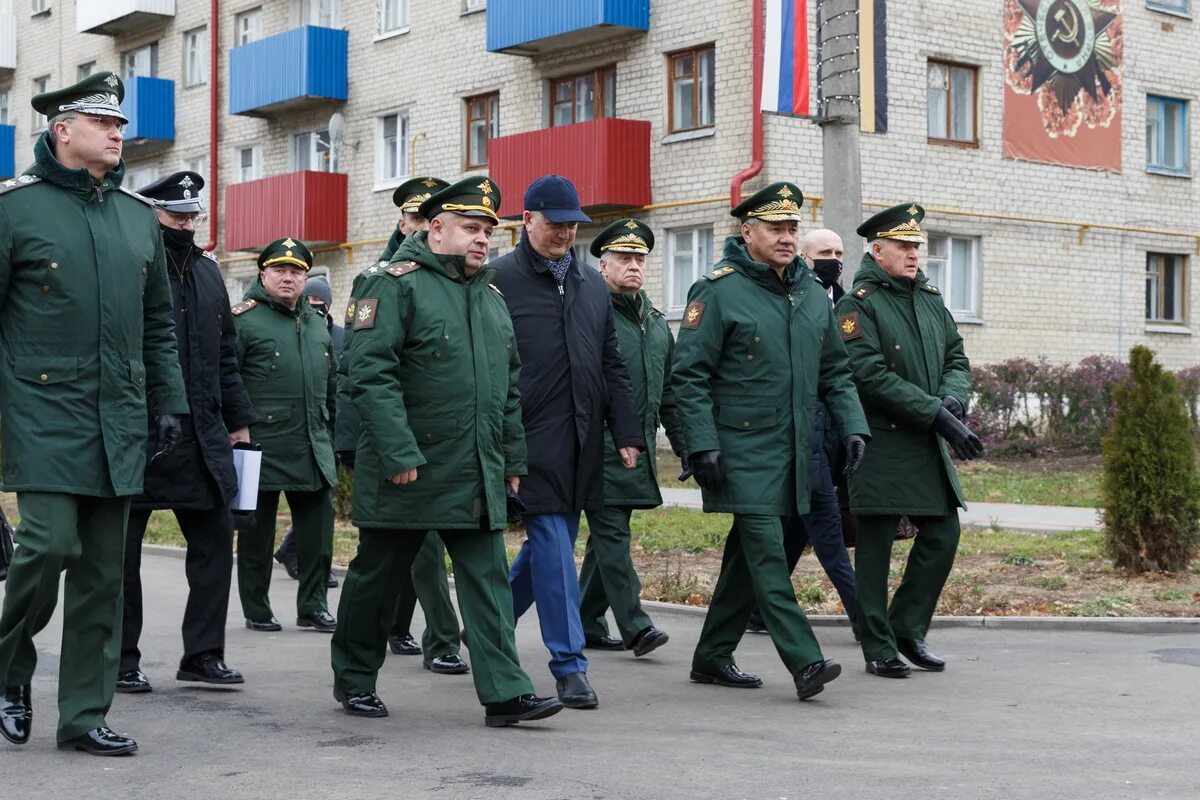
[487,0,649,56]
[229,26,348,117]
[0,124,15,180]
[120,76,174,152]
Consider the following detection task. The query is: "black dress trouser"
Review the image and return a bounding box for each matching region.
[121,506,234,673]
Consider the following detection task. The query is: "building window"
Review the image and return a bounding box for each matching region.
[32,75,49,131]
[465,92,499,169]
[925,235,981,318]
[668,45,715,133]
[377,110,410,185]
[236,145,262,182]
[297,0,339,27]
[463,0,486,11]
[379,0,409,34]
[126,164,159,193]
[1146,253,1187,323]
[572,240,599,271]
[667,226,714,312]
[182,155,208,196]
[123,43,159,79]
[290,130,332,172]
[0,91,9,126]
[1146,95,1189,174]
[1147,1,1190,15]
[550,66,615,127]
[77,62,96,80]
[31,0,50,15]
[235,8,263,45]
[183,27,208,88]
[927,60,977,145]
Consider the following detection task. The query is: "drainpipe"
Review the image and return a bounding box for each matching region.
[202,0,220,252]
[729,0,765,208]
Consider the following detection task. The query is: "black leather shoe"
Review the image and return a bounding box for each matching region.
[485,694,563,727]
[689,664,763,688]
[326,571,339,588]
[245,617,282,632]
[297,610,337,632]
[584,634,623,650]
[177,654,245,685]
[794,659,842,700]
[555,672,598,709]
[424,654,470,675]
[274,549,300,581]
[866,657,912,678]
[1,684,31,745]
[745,611,767,634]
[115,669,152,694]
[631,626,669,658]
[334,687,388,718]
[388,634,422,655]
[58,726,137,756]
[897,638,946,671]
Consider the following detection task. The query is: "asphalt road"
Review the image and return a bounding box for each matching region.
[1,553,1197,799]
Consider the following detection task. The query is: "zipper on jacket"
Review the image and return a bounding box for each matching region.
[557,278,565,300]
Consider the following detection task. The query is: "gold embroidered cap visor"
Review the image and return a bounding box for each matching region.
[857,203,927,243]
[392,176,449,213]
[257,237,314,271]
[32,71,129,125]
[589,217,655,257]
[419,175,502,224]
[731,181,805,223]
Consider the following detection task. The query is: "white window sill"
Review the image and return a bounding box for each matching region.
[373,178,407,193]
[952,314,984,326]
[662,127,715,145]
[1146,165,1191,178]
[1145,323,1191,335]
[31,10,51,19]
[1146,5,1192,20]
[375,27,410,43]
[461,7,486,16]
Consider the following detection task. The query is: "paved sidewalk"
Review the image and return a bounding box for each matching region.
[2,552,1198,799]
[660,487,1100,532]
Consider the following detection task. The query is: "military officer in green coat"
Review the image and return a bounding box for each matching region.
[0,72,188,756]
[335,176,465,674]
[331,176,561,727]
[671,182,869,702]
[233,237,338,634]
[578,219,683,658]
[834,204,982,678]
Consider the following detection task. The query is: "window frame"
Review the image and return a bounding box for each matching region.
[234,7,263,45]
[31,75,49,131]
[378,0,410,35]
[297,0,340,27]
[183,26,208,88]
[125,164,159,193]
[665,225,715,314]
[1146,0,1191,17]
[1146,94,1190,175]
[464,92,499,170]
[667,44,716,134]
[549,65,616,127]
[122,42,159,80]
[0,90,10,126]
[235,144,263,183]
[31,0,50,16]
[290,129,332,173]
[462,0,487,13]
[375,109,410,189]
[924,233,982,321]
[76,61,96,81]
[1145,252,1189,324]
[926,58,979,148]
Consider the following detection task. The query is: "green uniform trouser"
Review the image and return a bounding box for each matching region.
[238,487,333,620]
[0,493,129,742]
[387,533,461,658]
[579,506,653,646]
[692,514,823,675]
[332,526,533,705]
[855,513,961,662]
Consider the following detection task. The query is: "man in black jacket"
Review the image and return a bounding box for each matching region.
[491,175,643,710]
[116,172,255,693]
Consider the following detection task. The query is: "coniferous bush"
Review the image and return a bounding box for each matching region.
[1100,346,1200,573]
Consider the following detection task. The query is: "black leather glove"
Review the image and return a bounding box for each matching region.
[505,485,526,525]
[336,450,356,471]
[689,450,727,492]
[841,434,867,476]
[677,451,693,482]
[940,395,966,421]
[151,414,184,463]
[231,510,257,532]
[932,407,984,461]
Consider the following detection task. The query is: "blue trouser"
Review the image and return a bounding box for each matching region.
[785,443,858,620]
[508,513,588,678]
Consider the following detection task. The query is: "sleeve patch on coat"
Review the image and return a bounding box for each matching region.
[682,300,706,329]
[838,311,862,341]
[353,298,379,330]
[344,298,357,325]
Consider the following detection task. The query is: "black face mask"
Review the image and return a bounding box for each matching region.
[160,224,195,253]
[811,258,843,290]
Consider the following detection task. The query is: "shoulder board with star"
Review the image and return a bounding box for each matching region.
[851,282,880,299]
[920,284,941,295]
[358,260,389,280]
[0,175,42,196]
[118,185,157,207]
[703,265,736,281]
[385,261,422,278]
[231,299,258,316]
[650,306,666,318]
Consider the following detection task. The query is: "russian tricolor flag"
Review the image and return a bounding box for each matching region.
[760,0,810,117]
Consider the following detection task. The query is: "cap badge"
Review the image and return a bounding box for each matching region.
[777,186,793,198]
[104,74,119,88]
[477,179,494,195]
[422,178,438,188]
[179,176,195,189]
[907,205,918,215]
[624,220,640,229]
[183,189,192,199]
[283,238,297,248]
[482,196,493,208]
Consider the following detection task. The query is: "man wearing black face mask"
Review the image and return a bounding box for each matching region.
[115,171,255,694]
[803,228,846,303]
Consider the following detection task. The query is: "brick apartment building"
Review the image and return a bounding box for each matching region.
[0,0,1196,367]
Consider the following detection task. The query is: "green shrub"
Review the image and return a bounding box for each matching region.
[1100,346,1200,573]
[334,464,354,521]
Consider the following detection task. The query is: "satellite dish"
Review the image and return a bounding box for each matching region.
[328,112,345,173]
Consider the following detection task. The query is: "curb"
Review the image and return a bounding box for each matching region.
[144,545,1198,634]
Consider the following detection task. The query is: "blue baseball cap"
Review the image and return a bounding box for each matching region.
[523,175,592,224]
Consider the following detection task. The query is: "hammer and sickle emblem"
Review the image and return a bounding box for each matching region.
[1052,5,1080,46]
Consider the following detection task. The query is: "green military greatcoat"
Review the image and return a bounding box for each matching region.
[834,254,970,515]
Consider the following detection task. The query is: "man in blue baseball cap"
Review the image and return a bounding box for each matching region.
[490,175,643,711]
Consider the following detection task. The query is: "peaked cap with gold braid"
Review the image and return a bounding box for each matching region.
[257,237,314,271]
[418,175,501,223]
[857,203,927,243]
[589,217,655,257]
[392,176,450,214]
[731,181,804,222]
